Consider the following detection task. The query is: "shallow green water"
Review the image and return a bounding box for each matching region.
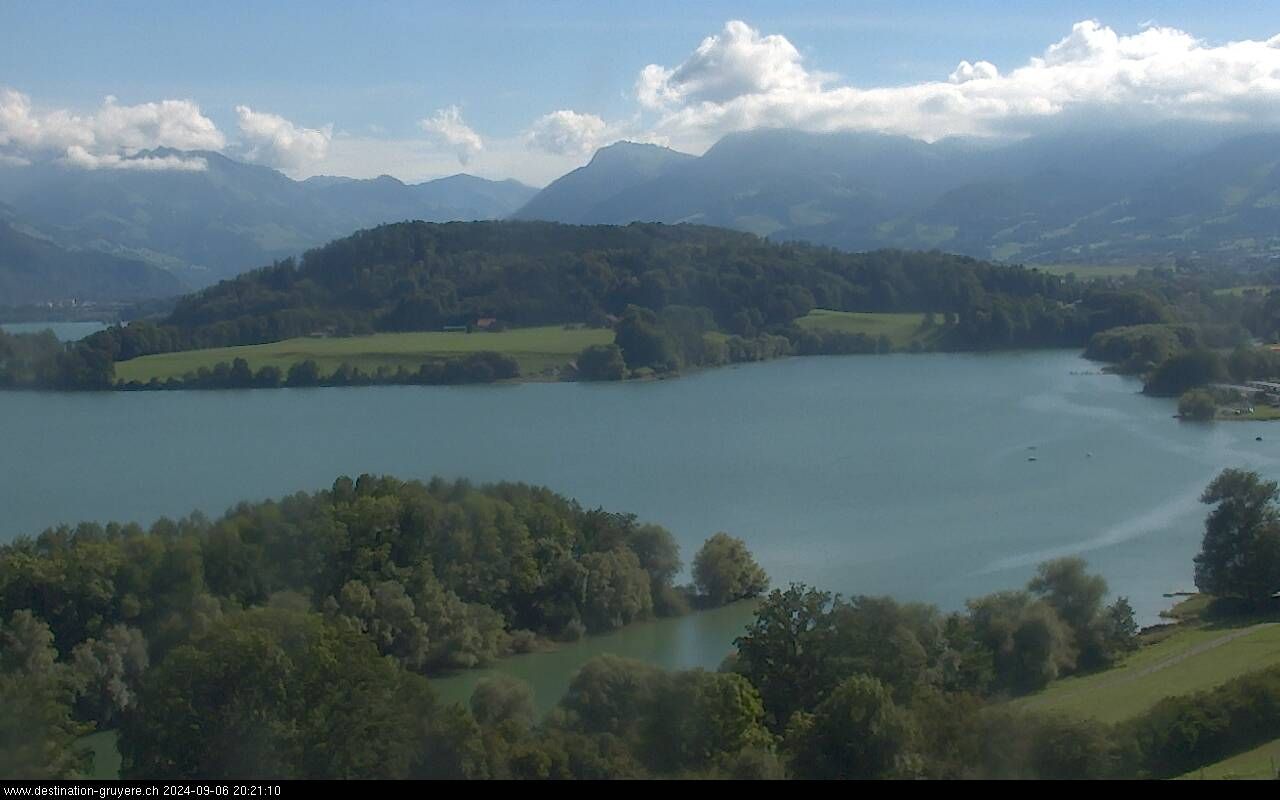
[432,602,760,714]
[3,350,1273,711]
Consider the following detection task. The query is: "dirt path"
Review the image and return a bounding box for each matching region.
[1024,622,1279,710]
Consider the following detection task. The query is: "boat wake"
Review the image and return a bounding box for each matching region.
[971,477,1209,575]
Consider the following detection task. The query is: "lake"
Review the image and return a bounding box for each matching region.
[2,350,1273,711]
[1,321,108,341]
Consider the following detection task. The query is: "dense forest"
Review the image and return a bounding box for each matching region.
[6,468,1280,778]
[1071,264,1280,404]
[10,467,1278,779]
[6,219,1280,399]
[1,220,1230,390]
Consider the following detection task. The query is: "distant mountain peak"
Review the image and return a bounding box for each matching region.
[511,141,695,223]
[586,140,693,167]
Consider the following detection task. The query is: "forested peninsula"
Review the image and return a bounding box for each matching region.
[0,219,1214,391]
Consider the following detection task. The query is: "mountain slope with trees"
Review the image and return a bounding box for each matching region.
[514,126,1280,267]
[0,152,537,293]
[3,218,1236,390]
[0,221,185,306]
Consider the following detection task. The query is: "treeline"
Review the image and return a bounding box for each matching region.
[0,476,772,665]
[2,552,1136,779]
[0,474,772,778]
[155,221,1071,344]
[22,220,1188,389]
[0,327,115,389]
[7,465,1280,778]
[1079,268,1280,398]
[11,221,1260,390]
[1086,333,1280,399]
[118,352,521,391]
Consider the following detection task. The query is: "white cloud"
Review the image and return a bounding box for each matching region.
[525,110,609,155]
[949,60,999,84]
[61,145,207,171]
[637,20,822,110]
[235,105,332,171]
[632,19,1280,150]
[0,88,224,170]
[309,133,585,187]
[91,95,225,151]
[419,105,484,165]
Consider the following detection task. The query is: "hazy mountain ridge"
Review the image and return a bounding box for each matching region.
[8,125,1280,309]
[0,151,538,299]
[511,141,696,223]
[0,220,185,306]
[514,127,1280,266]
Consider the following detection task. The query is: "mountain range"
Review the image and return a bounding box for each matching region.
[0,151,536,304]
[7,124,1280,308]
[0,218,184,307]
[513,126,1280,268]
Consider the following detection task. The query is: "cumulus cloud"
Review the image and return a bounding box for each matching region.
[633,19,1280,148]
[637,20,822,110]
[61,145,207,171]
[525,109,609,155]
[419,105,484,165]
[949,60,999,84]
[235,105,332,170]
[0,88,224,170]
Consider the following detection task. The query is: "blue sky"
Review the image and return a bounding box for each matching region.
[4,1,1280,184]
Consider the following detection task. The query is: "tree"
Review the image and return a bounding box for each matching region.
[692,532,769,607]
[1194,468,1280,609]
[576,343,626,381]
[1177,388,1217,421]
[966,591,1076,693]
[119,608,439,779]
[0,671,90,779]
[0,611,90,779]
[328,579,430,671]
[643,670,772,773]
[1100,597,1139,658]
[783,675,919,779]
[285,359,321,387]
[1144,349,1226,396]
[733,585,839,730]
[579,548,653,633]
[470,675,535,729]
[561,655,662,738]
[70,624,149,725]
[826,596,937,704]
[1027,557,1111,668]
[227,358,254,388]
[614,307,677,372]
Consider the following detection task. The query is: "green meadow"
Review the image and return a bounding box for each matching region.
[114,326,615,383]
[1177,737,1280,780]
[794,309,934,348]
[1012,620,1280,724]
[1031,264,1145,279]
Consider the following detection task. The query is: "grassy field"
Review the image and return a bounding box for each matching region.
[1031,264,1145,279]
[1225,405,1280,421]
[1212,284,1279,297]
[80,730,121,779]
[794,309,934,348]
[1011,620,1280,724]
[115,326,615,383]
[1177,738,1280,780]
